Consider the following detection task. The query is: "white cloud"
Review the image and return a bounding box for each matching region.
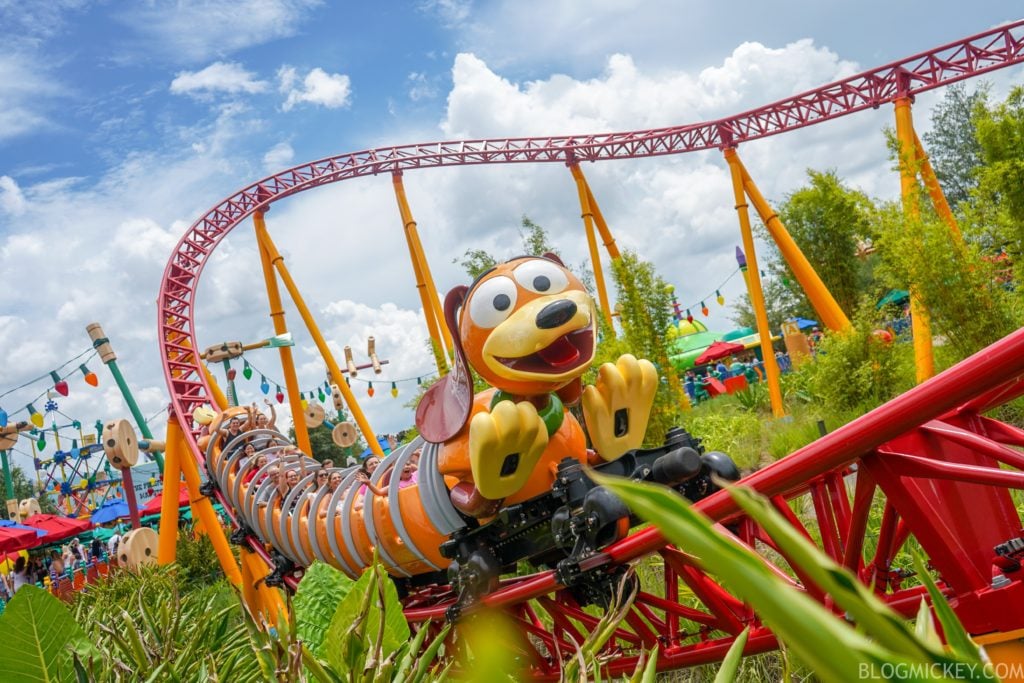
[0,176,27,215]
[0,54,67,141]
[115,0,322,63]
[170,62,269,98]
[407,72,438,102]
[263,141,295,170]
[418,0,472,28]
[278,66,352,111]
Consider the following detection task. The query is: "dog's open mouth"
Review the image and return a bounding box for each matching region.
[495,328,594,374]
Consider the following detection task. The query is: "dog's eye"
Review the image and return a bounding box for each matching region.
[469,276,518,329]
[513,260,569,294]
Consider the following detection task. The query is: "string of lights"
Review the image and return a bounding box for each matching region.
[234,357,438,402]
[668,268,743,322]
[0,349,100,429]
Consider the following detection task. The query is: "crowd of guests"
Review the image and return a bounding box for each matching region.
[1,532,121,604]
[684,351,795,405]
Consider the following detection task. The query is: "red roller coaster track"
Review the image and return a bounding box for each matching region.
[158,21,1024,676]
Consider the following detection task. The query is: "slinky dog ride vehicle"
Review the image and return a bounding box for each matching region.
[204,254,738,613]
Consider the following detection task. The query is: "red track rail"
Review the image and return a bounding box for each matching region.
[402,330,1024,676]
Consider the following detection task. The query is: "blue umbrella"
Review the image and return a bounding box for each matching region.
[0,519,49,537]
[90,500,131,525]
[793,317,819,330]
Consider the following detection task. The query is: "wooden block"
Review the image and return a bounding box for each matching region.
[102,419,139,468]
[118,527,158,568]
[332,422,358,448]
[304,403,325,428]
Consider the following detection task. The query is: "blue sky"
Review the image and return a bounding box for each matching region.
[1,1,1022,472]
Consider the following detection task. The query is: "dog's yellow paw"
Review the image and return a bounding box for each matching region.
[582,354,658,461]
[469,399,549,500]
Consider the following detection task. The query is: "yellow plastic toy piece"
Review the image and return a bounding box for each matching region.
[469,399,549,500]
[582,354,658,461]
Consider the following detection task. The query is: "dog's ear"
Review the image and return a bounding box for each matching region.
[416,285,474,443]
[542,251,565,266]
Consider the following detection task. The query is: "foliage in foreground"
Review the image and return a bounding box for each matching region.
[595,472,997,682]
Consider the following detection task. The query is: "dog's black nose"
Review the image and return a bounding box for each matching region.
[536,300,577,329]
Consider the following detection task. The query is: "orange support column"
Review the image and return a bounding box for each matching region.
[392,172,451,375]
[724,148,786,418]
[569,163,614,328]
[156,423,181,564]
[254,224,386,459]
[169,418,241,586]
[733,151,852,332]
[913,130,962,240]
[894,97,934,383]
[253,211,313,455]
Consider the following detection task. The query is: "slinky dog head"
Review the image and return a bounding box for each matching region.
[416,254,597,443]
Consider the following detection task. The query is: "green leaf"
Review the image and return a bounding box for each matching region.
[628,646,659,683]
[590,473,910,681]
[723,482,937,661]
[0,585,94,682]
[294,561,355,659]
[714,628,748,683]
[322,562,410,676]
[911,550,987,665]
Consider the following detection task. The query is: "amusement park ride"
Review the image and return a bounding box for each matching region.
[136,22,1024,676]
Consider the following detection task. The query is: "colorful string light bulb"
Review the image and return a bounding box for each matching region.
[367,382,375,398]
[390,382,398,398]
[27,403,44,428]
[260,376,270,395]
[0,407,7,428]
[701,301,709,317]
[686,309,694,323]
[50,371,69,397]
[79,364,99,387]
[716,290,725,306]
[242,360,253,380]
[275,386,284,404]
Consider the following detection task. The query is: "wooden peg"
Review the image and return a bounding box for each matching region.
[344,346,358,376]
[368,336,382,374]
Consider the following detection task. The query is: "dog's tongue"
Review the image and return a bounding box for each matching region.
[537,335,580,368]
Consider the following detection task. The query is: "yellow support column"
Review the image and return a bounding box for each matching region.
[392,172,451,375]
[239,547,286,627]
[913,130,962,240]
[254,211,313,455]
[169,418,242,586]
[724,148,786,418]
[734,152,852,332]
[894,97,934,383]
[201,363,230,410]
[569,163,614,328]
[254,224,386,459]
[157,424,181,564]
[583,177,621,259]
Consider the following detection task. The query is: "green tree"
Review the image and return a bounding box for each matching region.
[456,215,556,278]
[873,200,1019,360]
[1,465,57,518]
[290,423,365,464]
[773,170,877,316]
[601,250,687,445]
[971,85,1024,259]
[922,82,988,209]
[730,275,812,333]
[731,170,879,330]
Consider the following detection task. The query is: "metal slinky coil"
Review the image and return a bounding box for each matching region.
[205,426,465,579]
